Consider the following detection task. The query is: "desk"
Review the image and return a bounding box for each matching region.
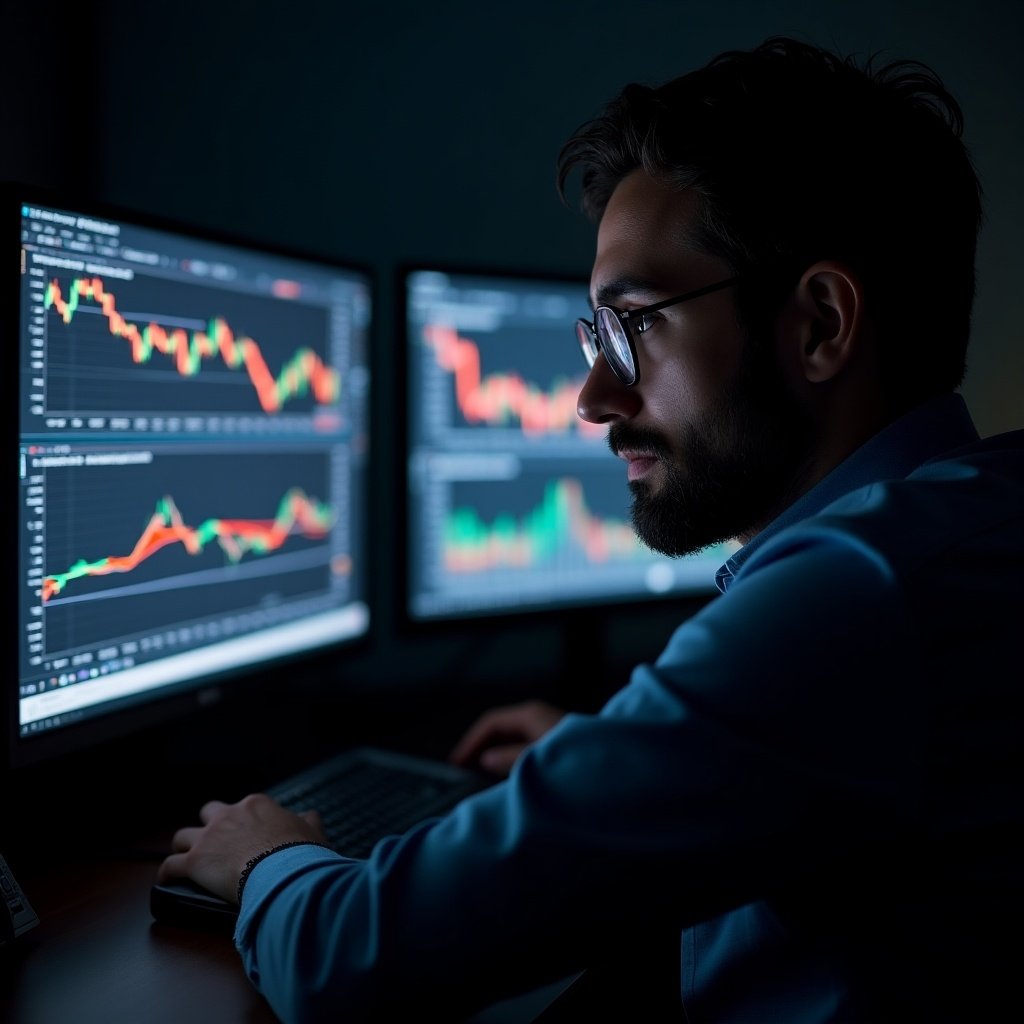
[1,853,276,1024]
[0,848,574,1024]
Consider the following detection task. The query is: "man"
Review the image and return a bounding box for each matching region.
[159,37,1023,1022]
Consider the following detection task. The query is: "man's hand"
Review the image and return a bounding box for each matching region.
[156,794,328,904]
[449,699,566,778]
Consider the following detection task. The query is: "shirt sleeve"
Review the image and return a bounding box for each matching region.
[234,527,920,1024]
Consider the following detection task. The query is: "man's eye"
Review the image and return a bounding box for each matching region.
[635,313,659,334]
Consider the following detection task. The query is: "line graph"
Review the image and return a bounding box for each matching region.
[41,275,340,415]
[443,476,648,573]
[30,444,355,654]
[422,322,604,437]
[42,486,334,603]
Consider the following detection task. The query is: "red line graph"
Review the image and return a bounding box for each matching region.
[42,488,334,602]
[45,276,340,414]
[423,323,604,436]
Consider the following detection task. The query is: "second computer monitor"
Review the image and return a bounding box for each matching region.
[404,267,732,622]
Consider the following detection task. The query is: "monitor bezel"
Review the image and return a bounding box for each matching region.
[4,180,377,772]
[394,259,722,637]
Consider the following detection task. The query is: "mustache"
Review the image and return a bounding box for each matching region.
[607,424,673,459]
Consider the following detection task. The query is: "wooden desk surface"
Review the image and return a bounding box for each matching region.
[1,853,277,1024]
[0,848,573,1024]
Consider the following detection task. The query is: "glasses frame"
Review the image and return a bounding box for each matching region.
[576,276,740,386]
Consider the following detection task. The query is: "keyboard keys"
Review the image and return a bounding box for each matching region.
[267,750,486,858]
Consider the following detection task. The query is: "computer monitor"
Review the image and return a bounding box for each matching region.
[402,266,732,624]
[5,185,372,770]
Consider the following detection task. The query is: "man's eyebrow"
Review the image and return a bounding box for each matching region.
[591,275,664,309]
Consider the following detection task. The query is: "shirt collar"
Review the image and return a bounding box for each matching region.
[714,393,979,593]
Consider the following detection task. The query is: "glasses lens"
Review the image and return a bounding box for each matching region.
[576,319,599,368]
[594,307,635,383]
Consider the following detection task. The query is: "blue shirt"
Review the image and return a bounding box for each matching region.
[236,393,1024,1023]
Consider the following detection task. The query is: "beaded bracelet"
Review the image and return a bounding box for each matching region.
[236,841,328,905]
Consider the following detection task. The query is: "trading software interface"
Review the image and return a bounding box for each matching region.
[405,269,731,620]
[17,199,371,738]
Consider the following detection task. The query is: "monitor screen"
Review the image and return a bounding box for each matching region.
[7,186,372,768]
[403,267,732,622]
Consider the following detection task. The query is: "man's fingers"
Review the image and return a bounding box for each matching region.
[171,826,202,853]
[157,851,187,883]
[479,744,527,777]
[199,799,230,824]
[450,705,538,764]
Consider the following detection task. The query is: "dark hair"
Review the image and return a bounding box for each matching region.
[557,36,983,408]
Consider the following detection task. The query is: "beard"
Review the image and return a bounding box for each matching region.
[609,341,816,557]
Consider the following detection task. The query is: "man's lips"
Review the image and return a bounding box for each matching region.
[618,450,659,482]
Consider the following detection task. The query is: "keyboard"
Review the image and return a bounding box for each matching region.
[150,745,492,931]
[267,745,491,858]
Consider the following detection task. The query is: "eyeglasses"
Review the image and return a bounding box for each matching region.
[575,276,740,386]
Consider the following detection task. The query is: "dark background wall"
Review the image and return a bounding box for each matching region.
[3,2,1022,783]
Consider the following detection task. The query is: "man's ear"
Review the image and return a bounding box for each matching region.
[790,260,864,384]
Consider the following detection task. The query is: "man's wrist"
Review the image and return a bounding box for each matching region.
[236,840,329,905]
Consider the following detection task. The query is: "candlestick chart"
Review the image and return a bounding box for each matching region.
[41,274,340,416]
[32,448,353,653]
[409,461,721,619]
[17,195,372,742]
[42,486,335,603]
[443,475,648,573]
[405,269,722,620]
[421,322,604,438]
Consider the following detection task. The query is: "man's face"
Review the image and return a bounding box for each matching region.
[578,170,815,556]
